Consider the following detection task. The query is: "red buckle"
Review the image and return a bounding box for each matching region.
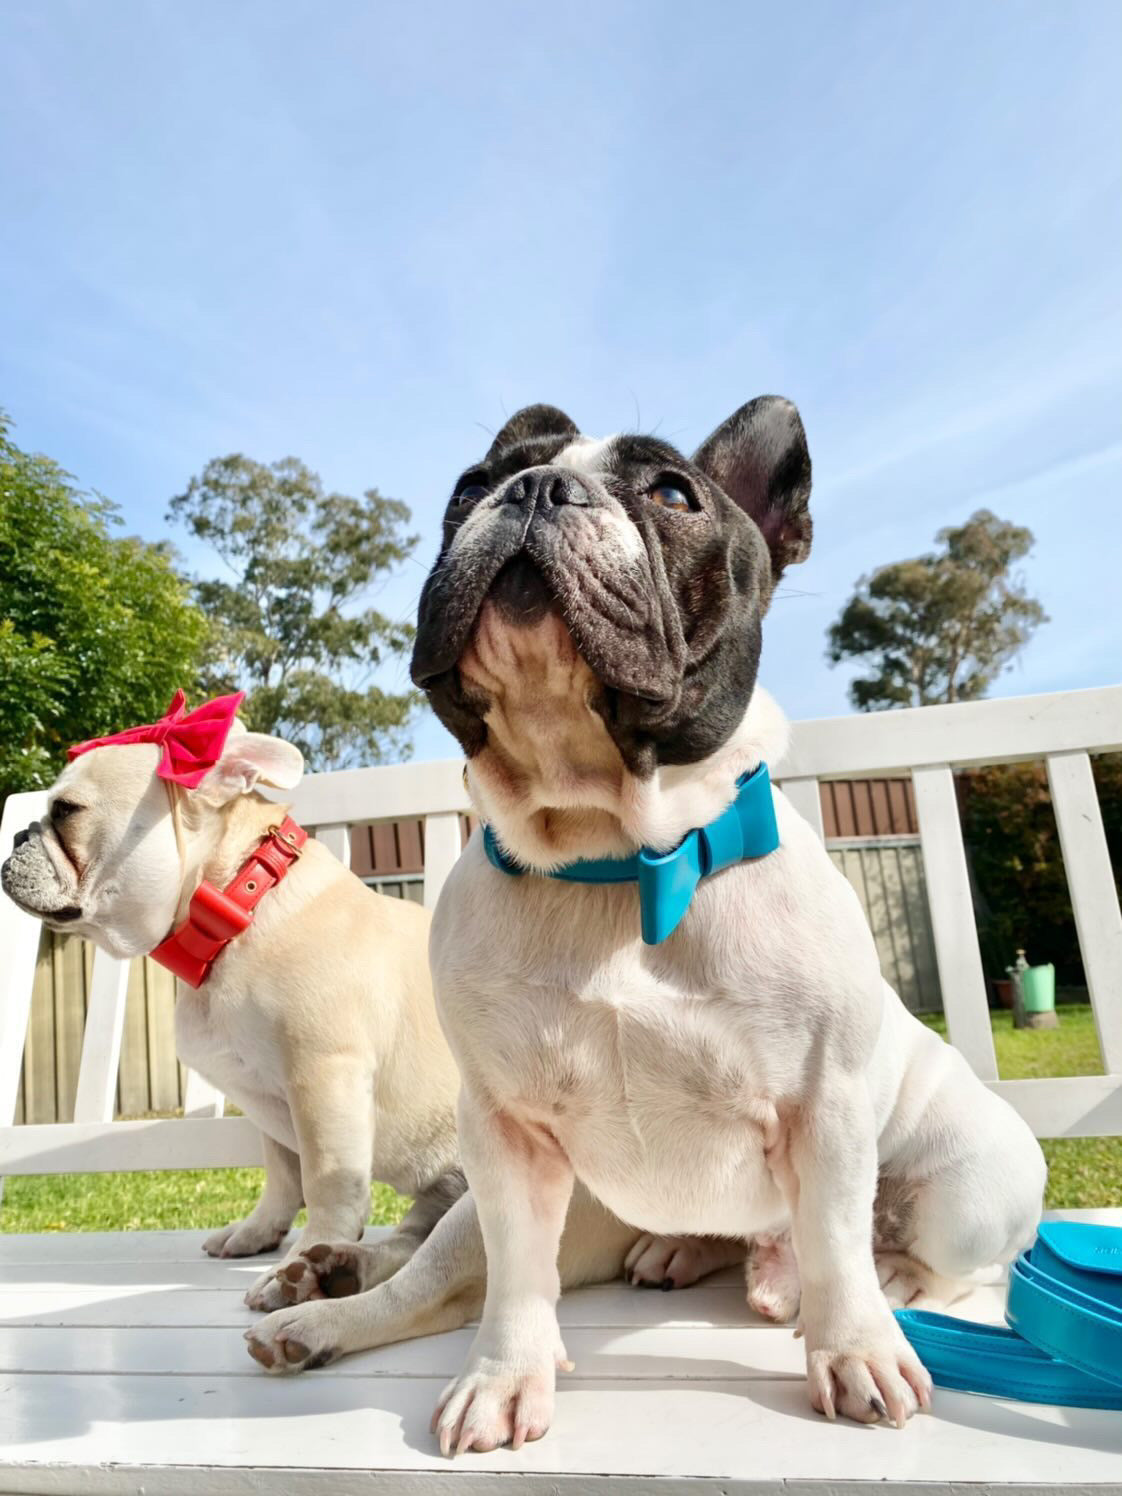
[267,822,305,858]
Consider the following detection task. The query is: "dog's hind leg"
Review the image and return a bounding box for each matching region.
[883,1137,1045,1308]
[746,1230,801,1322]
[874,1052,1046,1310]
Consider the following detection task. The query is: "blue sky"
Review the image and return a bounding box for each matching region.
[2,0,1119,761]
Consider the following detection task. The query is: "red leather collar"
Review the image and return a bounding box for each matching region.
[150,816,308,989]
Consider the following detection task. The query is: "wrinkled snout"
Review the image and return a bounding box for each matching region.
[1,824,82,924]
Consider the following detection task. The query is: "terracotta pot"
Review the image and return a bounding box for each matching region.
[992,978,1014,1010]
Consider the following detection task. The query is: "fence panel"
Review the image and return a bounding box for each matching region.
[912,764,999,1080]
[828,842,939,1013]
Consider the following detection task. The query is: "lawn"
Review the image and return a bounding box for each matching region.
[1,1005,1118,1231]
[0,1170,410,1235]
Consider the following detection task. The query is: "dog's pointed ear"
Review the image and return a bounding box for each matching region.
[693,396,812,578]
[193,724,304,806]
[484,404,579,462]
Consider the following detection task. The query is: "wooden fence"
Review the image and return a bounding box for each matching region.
[828,841,940,1011]
[16,938,184,1127]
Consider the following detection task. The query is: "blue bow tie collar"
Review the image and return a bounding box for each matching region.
[482,761,779,944]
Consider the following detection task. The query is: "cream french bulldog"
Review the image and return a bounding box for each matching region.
[1,706,736,1324]
[399,397,1047,1451]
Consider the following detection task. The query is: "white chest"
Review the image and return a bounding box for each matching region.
[174,980,289,1106]
[446,940,791,1237]
[432,816,891,1239]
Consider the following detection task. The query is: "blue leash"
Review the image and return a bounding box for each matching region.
[483,762,779,945]
[896,1221,1122,1409]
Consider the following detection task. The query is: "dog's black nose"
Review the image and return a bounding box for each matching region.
[503,467,590,509]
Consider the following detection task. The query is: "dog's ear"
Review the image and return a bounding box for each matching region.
[193,726,304,806]
[484,404,579,462]
[693,396,812,578]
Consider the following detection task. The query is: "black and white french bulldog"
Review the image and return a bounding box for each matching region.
[247,398,1045,1453]
[405,399,1045,1451]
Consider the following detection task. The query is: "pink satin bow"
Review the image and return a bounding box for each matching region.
[67,690,246,789]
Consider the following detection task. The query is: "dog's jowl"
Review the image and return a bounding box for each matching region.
[410,397,1047,1451]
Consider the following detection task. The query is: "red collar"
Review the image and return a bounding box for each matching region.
[151,816,308,989]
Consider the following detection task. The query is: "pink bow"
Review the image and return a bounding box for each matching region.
[67,690,246,789]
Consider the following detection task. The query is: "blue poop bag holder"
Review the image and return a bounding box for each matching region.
[897,1220,1122,1409]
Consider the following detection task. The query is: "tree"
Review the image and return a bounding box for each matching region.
[827,510,1047,710]
[961,756,1122,986]
[0,413,207,803]
[168,454,420,771]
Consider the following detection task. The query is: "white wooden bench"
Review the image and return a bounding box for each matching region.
[1,686,1120,1494]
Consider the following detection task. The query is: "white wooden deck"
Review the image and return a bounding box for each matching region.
[1,1214,1120,1495]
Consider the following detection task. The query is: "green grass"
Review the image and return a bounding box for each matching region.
[917,1003,1107,1081]
[2,1005,1118,1231]
[0,1170,410,1235]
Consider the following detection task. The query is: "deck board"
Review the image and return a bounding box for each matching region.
[0,1216,1119,1494]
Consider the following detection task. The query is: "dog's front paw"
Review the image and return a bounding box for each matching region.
[804,1313,932,1427]
[432,1350,566,1457]
[245,1305,342,1374]
[204,1218,288,1259]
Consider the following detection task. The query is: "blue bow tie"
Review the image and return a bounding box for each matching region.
[482,762,779,944]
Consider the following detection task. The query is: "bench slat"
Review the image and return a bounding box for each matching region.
[911,765,998,1080]
[0,1368,1117,1491]
[72,950,130,1125]
[0,791,49,1129]
[1046,749,1122,1075]
[422,811,463,910]
[0,1117,263,1175]
[778,776,824,840]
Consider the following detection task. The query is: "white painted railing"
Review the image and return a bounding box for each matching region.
[1,685,1120,1180]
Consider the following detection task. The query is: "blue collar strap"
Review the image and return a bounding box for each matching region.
[482,762,779,945]
[896,1221,1122,1409]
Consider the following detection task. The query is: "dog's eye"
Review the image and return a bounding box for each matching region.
[649,482,692,512]
[51,799,82,824]
[453,483,488,506]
